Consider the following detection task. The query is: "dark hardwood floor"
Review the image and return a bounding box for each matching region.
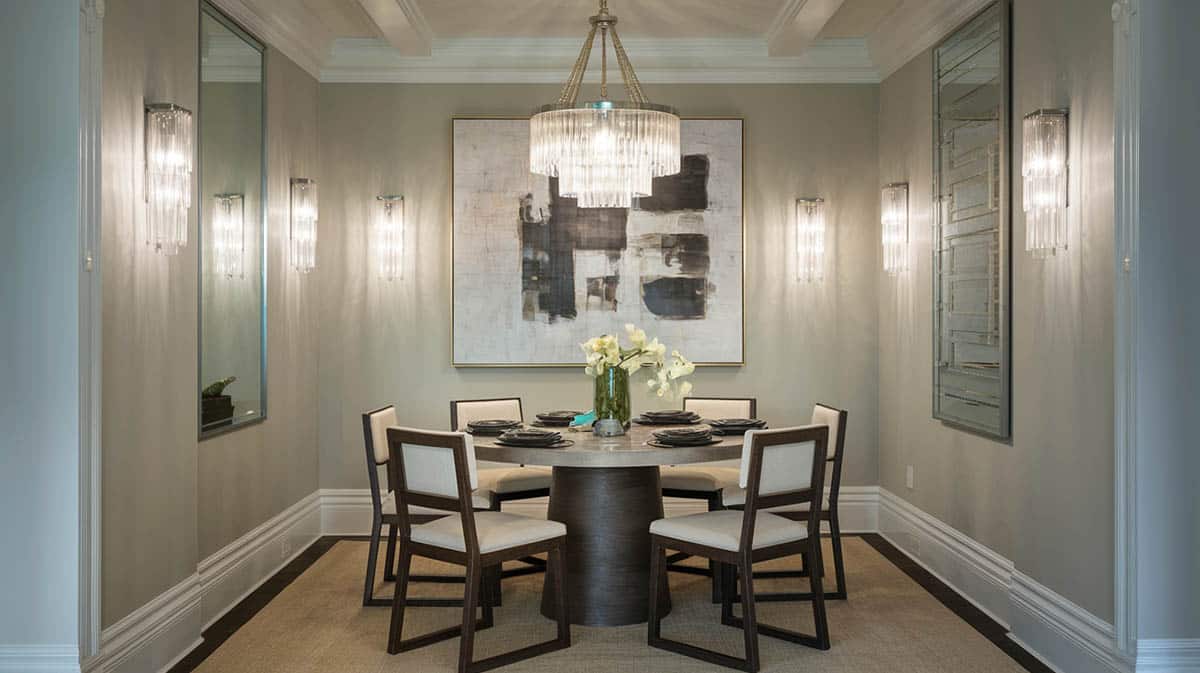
[169,533,1051,673]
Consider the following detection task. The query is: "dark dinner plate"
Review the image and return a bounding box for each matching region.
[495,439,574,449]
[711,426,766,436]
[643,410,700,420]
[646,438,721,449]
[633,416,702,426]
[708,418,766,427]
[536,410,582,420]
[531,419,572,427]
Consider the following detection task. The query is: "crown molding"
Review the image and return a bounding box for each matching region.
[207,0,325,79]
[320,36,879,84]
[867,0,993,80]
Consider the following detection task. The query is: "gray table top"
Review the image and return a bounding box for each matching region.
[472,423,745,468]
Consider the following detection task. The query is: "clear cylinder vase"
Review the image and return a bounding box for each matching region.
[593,366,631,432]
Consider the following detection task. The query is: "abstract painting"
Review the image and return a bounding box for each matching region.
[453,117,743,366]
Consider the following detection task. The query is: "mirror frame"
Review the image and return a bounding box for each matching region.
[198,0,268,440]
[930,0,1013,440]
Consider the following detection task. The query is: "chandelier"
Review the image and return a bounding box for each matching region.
[529,0,681,208]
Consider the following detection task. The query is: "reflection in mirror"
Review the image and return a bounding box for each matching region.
[932,0,1011,439]
[199,3,266,437]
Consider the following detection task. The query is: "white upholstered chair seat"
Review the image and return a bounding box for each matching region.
[659,466,740,492]
[382,489,494,513]
[721,487,830,511]
[477,466,553,495]
[411,511,566,553]
[649,510,809,552]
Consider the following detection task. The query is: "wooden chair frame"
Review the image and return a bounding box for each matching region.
[662,397,757,601]
[648,425,831,673]
[385,427,571,673]
[741,404,849,602]
[450,397,552,594]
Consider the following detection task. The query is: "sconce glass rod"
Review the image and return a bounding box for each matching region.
[1022,109,1069,257]
[289,178,317,273]
[376,195,404,281]
[213,193,244,278]
[145,103,193,255]
[796,197,825,283]
[881,182,909,275]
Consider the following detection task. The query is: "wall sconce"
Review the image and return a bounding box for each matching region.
[795,197,825,283]
[289,178,317,273]
[376,195,405,281]
[1022,109,1069,257]
[144,103,193,255]
[213,194,244,278]
[881,182,909,275]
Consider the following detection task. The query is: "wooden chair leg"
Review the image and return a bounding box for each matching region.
[828,515,848,600]
[363,517,383,607]
[738,560,761,673]
[551,545,571,647]
[457,561,482,673]
[709,494,723,603]
[386,548,412,654]
[647,540,665,643]
[808,549,831,650]
[720,562,737,626]
[383,523,399,582]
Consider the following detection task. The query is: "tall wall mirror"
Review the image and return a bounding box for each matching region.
[198,2,267,438]
[932,0,1012,439]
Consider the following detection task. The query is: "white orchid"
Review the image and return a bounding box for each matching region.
[582,325,696,400]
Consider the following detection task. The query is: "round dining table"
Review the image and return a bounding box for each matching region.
[473,424,744,627]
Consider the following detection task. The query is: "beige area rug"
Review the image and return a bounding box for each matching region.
[193,537,1026,673]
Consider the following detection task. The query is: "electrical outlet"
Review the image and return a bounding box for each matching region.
[906,465,915,490]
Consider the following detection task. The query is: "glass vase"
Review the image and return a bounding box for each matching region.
[593,366,631,432]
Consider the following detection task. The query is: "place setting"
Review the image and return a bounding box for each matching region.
[632,409,702,426]
[465,418,523,436]
[645,426,721,449]
[494,428,574,449]
[531,410,582,428]
[706,417,768,435]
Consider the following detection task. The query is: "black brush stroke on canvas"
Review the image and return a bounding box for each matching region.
[519,157,713,322]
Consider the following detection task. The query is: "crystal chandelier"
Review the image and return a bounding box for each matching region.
[529,0,680,209]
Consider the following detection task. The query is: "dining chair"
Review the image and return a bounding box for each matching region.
[451,398,554,597]
[385,426,571,672]
[659,397,754,600]
[647,425,831,672]
[722,404,850,601]
[361,405,497,607]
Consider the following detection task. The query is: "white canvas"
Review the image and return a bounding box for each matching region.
[453,118,744,366]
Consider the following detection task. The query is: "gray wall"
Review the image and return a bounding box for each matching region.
[1134,0,1200,640]
[102,0,320,626]
[0,0,81,649]
[317,83,881,490]
[877,0,1115,621]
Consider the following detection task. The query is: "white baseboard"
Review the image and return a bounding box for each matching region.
[1135,640,1200,673]
[878,488,1128,673]
[878,489,1014,626]
[87,492,321,673]
[197,492,322,630]
[87,573,202,673]
[0,645,80,673]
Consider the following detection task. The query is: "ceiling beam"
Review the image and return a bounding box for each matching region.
[766,0,847,57]
[356,0,433,57]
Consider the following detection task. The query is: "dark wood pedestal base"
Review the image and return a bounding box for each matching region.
[541,466,672,626]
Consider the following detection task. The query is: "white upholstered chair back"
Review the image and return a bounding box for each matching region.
[392,428,480,499]
[451,398,523,430]
[683,397,755,420]
[366,405,397,465]
[810,404,843,459]
[738,427,821,497]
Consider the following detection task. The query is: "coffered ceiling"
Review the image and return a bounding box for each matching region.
[213,0,990,83]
